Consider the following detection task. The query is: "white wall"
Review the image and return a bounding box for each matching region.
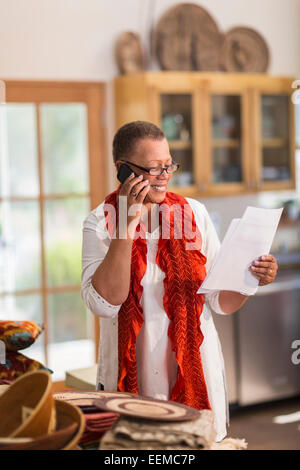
[0,0,299,80]
[0,0,299,234]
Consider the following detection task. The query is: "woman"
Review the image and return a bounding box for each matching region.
[81,121,278,441]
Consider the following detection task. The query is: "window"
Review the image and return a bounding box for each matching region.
[0,81,107,383]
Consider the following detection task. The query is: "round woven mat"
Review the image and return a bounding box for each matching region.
[220,26,269,73]
[93,396,201,422]
[152,3,223,71]
[53,390,136,407]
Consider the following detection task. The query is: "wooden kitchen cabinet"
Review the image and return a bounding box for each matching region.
[114,72,296,197]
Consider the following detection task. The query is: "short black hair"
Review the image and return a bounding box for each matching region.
[112,120,165,163]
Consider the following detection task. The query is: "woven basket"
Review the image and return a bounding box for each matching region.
[0,370,55,438]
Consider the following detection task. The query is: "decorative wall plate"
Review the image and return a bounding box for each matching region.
[93,396,201,422]
[152,3,223,71]
[220,27,269,73]
[116,31,145,74]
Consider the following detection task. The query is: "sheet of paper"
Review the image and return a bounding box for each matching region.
[197,206,283,296]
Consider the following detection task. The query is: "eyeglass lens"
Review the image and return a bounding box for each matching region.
[150,164,178,175]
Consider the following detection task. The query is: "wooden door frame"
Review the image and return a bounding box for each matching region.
[3,80,107,381]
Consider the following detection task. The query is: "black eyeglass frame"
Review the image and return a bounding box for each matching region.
[120,160,180,176]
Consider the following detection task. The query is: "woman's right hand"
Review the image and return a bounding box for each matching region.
[117,173,150,239]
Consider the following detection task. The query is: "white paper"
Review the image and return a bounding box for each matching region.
[197,206,283,296]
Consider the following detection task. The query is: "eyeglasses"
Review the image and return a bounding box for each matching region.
[121,160,180,176]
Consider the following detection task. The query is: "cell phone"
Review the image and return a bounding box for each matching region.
[117,163,137,183]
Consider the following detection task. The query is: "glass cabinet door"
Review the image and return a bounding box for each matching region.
[210,95,243,184]
[260,95,290,182]
[160,94,193,187]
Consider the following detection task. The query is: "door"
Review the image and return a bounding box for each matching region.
[0,81,107,384]
[252,84,296,191]
[150,86,201,197]
[204,87,251,195]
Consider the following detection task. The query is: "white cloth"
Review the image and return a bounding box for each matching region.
[81,197,229,441]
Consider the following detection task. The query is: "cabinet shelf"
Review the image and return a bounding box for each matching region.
[279,219,300,228]
[168,140,192,150]
[212,139,240,148]
[262,138,287,148]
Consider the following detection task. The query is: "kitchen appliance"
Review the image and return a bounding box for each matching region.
[236,270,300,405]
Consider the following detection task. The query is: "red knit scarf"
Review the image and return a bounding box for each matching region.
[104,187,211,410]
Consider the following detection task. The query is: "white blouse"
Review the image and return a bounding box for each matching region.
[81,197,229,441]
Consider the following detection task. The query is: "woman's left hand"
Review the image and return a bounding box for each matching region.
[250,254,278,286]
